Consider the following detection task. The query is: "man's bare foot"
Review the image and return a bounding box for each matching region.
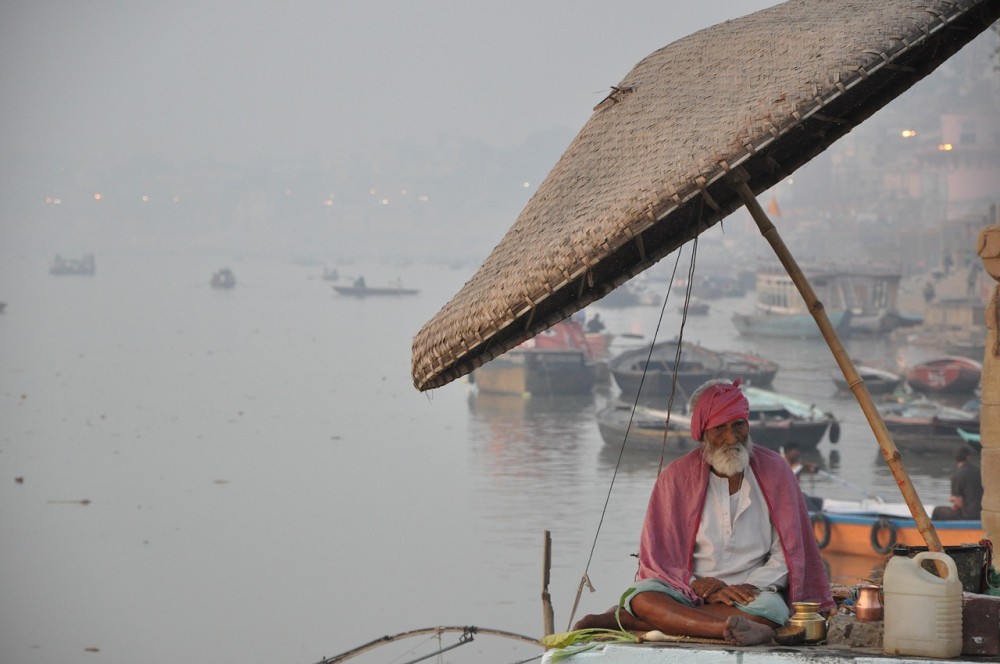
[723,615,775,646]
[573,610,619,631]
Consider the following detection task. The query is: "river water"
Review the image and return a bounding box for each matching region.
[0,253,967,664]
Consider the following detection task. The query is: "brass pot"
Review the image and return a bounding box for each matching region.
[789,601,827,644]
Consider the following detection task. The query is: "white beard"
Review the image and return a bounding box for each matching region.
[704,439,752,476]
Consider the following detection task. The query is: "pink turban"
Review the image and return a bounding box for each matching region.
[690,378,750,441]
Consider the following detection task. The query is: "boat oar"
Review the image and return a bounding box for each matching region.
[815,469,885,503]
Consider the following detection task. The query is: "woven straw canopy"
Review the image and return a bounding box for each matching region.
[412,0,999,391]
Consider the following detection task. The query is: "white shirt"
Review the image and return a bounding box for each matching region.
[691,466,789,591]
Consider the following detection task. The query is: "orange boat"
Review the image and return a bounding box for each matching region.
[811,499,983,557]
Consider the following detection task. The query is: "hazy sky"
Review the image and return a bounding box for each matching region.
[2,1,781,168]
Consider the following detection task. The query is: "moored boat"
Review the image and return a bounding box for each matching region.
[596,386,838,452]
[830,365,904,395]
[609,342,780,402]
[716,350,779,388]
[811,498,983,557]
[877,396,980,451]
[594,401,697,455]
[678,297,710,315]
[904,356,982,395]
[472,320,597,396]
[732,309,852,339]
[609,340,724,402]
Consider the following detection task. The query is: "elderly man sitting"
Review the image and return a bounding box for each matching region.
[575,379,834,645]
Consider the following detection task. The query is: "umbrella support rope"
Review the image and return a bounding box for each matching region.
[731,172,945,560]
[565,245,691,631]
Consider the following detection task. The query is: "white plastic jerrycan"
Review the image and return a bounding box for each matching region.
[883,551,963,658]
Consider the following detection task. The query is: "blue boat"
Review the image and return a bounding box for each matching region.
[731,309,852,339]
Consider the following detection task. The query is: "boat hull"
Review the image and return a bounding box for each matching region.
[830,366,903,395]
[609,343,778,401]
[596,401,833,452]
[333,285,419,296]
[473,350,596,396]
[732,309,851,339]
[812,512,982,558]
[905,357,982,395]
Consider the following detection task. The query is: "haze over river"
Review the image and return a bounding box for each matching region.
[0,253,966,664]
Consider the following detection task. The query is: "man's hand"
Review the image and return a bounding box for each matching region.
[705,583,760,606]
[691,577,726,599]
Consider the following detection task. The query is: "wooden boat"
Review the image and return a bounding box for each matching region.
[609,342,780,402]
[609,341,724,402]
[812,498,983,557]
[830,365,903,395]
[471,320,597,396]
[678,297,709,315]
[583,332,612,362]
[904,356,982,395]
[333,278,419,297]
[732,308,852,339]
[210,267,236,289]
[716,350,779,388]
[49,253,95,276]
[594,401,698,455]
[596,386,838,452]
[877,397,980,451]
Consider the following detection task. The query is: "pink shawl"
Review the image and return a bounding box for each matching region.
[636,445,835,614]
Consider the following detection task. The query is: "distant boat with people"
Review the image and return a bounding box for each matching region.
[332,276,419,297]
[50,253,96,276]
[210,267,236,289]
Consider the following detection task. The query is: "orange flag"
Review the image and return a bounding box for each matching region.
[767,196,782,218]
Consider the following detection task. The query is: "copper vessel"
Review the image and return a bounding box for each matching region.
[856,584,884,621]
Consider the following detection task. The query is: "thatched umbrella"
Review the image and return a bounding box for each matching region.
[412,0,999,548]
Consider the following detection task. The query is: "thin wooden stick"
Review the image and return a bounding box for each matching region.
[542,530,554,636]
[733,176,944,559]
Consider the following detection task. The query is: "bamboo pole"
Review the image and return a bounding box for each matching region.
[733,175,944,556]
[542,530,554,636]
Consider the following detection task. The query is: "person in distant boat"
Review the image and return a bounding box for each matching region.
[931,445,983,521]
[923,281,935,303]
[574,379,833,646]
[782,443,824,512]
[354,275,366,289]
[585,313,605,334]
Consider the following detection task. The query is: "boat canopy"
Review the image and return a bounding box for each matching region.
[411,0,999,391]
